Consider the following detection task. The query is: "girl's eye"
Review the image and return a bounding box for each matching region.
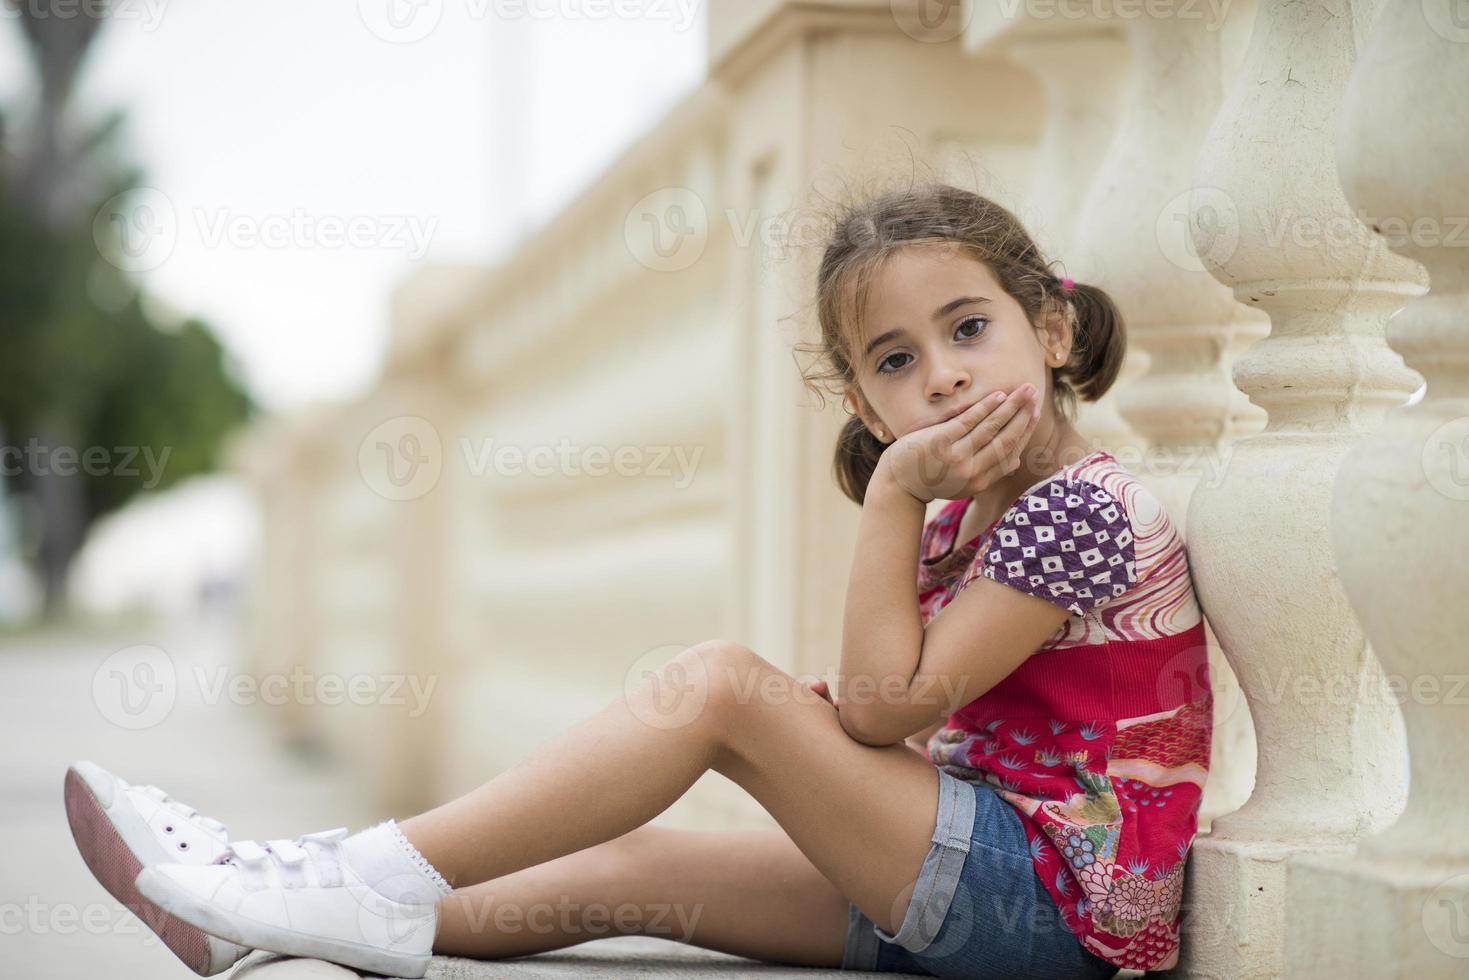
[875,316,990,376]
[878,352,913,374]
[956,315,989,339]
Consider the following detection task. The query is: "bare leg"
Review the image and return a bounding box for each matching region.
[433,824,850,968]
[399,640,944,940]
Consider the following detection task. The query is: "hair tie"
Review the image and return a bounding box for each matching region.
[1060,276,1075,296]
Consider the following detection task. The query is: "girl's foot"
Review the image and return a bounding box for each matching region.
[62,761,252,976]
[135,825,444,979]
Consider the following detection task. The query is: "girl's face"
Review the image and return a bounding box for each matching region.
[843,245,1071,444]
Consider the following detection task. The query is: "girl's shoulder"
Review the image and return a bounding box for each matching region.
[1003,449,1167,538]
[980,448,1183,584]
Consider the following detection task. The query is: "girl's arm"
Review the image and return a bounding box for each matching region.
[836,457,1075,747]
[835,458,928,745]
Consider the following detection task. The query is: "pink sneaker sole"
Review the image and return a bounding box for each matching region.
[63,766,213,974]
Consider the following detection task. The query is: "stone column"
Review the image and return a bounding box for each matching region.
[1179,0,1424,975]
[1285,2,1469,975]
[1067,12,1261,836]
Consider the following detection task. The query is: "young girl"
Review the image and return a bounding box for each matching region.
[64,183,1211,980]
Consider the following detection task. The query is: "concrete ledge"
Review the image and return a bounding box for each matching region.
[231,937,880,978]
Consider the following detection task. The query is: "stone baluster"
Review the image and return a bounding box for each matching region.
[1067,11,1262,837]
[1001,33,1129,261]
[1180,0,1425,976]
[1284,2,1469,975]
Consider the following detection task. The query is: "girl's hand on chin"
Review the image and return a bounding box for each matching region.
[879,383,1041,503]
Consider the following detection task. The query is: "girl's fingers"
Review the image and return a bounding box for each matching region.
[997,401,1041,474]
[969,388,1040,484]
[956,384,1033,458]
[948,389,1008,433]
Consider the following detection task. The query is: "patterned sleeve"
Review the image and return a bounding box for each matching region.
[958,477,1137,617]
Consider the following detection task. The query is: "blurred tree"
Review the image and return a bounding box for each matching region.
[0,2,254,619]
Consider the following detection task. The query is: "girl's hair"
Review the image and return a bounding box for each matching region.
[794,181,1127,506]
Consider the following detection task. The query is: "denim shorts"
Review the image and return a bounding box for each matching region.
[841,767,1119,980]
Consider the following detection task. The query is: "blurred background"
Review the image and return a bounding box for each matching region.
[3,0,1459,976]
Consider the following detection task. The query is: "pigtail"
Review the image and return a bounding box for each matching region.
[1059,280,1126,402]
[833,414,888,506]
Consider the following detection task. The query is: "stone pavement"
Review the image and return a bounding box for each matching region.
[232,936,877,979]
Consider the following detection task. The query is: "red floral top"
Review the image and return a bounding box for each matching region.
[919,449,1212,972]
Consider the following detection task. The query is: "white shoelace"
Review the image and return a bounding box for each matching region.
[213,827,349,890]
[138,784,229,840]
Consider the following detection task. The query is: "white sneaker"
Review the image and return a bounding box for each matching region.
[63,761,251,976]
[135,827,438,979]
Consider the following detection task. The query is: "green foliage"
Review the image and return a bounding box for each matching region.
[0,97,254,612]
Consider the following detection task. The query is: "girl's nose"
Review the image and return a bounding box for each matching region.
[926,365,970,399]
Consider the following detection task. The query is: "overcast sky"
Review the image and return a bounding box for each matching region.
[1,0,707,410]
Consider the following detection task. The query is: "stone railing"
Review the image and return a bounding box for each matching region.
[230,0,1465,973]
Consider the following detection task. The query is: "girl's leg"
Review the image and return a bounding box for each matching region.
[399,638,944,941]
[434,824,851,967]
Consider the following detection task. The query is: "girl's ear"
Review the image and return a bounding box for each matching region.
[844,390,888,443]
[1040,304,1074,366]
